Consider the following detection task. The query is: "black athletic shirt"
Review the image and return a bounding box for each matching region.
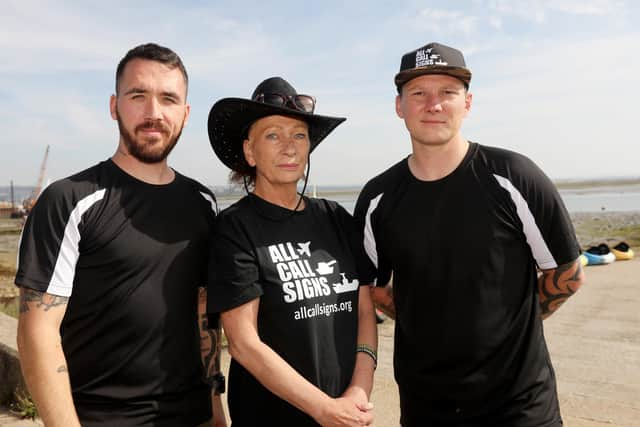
[15,159,217,427]
[208,194,370,426]
[354,142,580,426]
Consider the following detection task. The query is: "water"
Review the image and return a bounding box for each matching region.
[559,189,640,213]
[336,190,640,214]
[219,186,640,214]
[6,184,639,214]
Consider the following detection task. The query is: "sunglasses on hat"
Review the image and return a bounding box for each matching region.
[253,93,316,113]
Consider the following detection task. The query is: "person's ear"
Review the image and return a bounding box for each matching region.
[243,139,256,167]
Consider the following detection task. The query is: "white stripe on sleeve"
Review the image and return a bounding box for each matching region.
[199,191,218,214]
[47,189,106,297]
[363,193,384,268]
[493,174,557,269]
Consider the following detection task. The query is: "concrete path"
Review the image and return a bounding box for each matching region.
[546,257,640,426]
[217,261,640,426]
[0,408,41,427]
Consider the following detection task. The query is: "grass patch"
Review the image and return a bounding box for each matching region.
[10,389,38,420]
[0,229,21,236]
[574,221,640,248]
[0,298,19,318]
[0,259,18,318]
[609,226,640,248]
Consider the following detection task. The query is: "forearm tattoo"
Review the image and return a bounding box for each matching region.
[202,327,222,379]
[56,365,68,373]
[19,288,68,313]
[197,288,222,382]
[539,259,584,318]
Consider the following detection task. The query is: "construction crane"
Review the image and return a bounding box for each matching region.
[23,145,50,214]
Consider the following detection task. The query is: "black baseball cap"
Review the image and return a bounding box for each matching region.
[394,42,472,91]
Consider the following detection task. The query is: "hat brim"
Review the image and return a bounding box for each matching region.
[208,98,346,172]
[394,66,472,90]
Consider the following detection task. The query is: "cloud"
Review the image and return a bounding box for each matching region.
[1,1,638,187]
[466,32,640,179]
[488,15,503,29]
[485,0,626,23]
[548,0,624,15]
[0,2,128,73]
[412,8,479,35]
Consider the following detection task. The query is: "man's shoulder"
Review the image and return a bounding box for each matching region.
[173,171,218,210]
[474,143,557,202]
[307,196,343,212]
[175,171,212,194]
[39,161,111,202]
[360,158,408,197]
[216,196,252,221]
[353,158,408,221]
[475,143,542,178]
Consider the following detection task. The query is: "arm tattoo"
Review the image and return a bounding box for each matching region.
[202,328,222,379]
[56,365,68,373]
[539,259,584,319]
[197,288,222,385]
[20,288,68,313]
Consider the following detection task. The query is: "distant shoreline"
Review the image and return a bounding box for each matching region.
[554,177,640,188]
[2,177,640,203]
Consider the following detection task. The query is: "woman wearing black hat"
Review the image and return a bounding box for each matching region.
[206,77,377,426]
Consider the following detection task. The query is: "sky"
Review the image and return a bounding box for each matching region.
[1,0,639,188]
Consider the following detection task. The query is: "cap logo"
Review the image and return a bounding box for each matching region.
[415,48,448,67]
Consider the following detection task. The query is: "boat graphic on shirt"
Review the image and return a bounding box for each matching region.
[332,273,359,294]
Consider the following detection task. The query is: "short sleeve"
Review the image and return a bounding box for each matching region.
[353,186,392,287]
[332,203,376,286]
[492,155,580,269]
[15,182,103,297]
[207,213,263,315]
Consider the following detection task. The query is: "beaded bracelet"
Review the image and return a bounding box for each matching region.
[356,344,378,370]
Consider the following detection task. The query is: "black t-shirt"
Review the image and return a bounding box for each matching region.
[16,159,216,427]
[208,194,370,426]
[354,143,579,426]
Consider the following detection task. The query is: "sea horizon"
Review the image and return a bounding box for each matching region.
[2,178,640,214]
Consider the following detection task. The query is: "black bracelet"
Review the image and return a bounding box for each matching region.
[356,344,378,370]
[205,372,226,394]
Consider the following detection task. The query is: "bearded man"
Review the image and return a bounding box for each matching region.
[15,43,227,427]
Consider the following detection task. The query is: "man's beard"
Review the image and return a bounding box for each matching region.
[115,109,184,164]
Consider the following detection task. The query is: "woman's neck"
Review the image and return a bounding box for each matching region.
[253,182,305,211]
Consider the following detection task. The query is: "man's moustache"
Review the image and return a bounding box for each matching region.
[136,121,169,133]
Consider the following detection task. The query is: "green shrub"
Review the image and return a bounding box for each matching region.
[10,389,38,420]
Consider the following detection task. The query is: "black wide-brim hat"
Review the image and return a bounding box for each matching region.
[208,77,346,172]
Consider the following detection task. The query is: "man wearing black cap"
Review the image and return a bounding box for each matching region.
[15,43,226,427]
[354,42,585,426]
